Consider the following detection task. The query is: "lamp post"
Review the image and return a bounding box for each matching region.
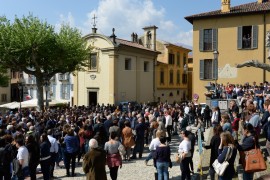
[44,79,50,109]
[17,77,25,113]
[213,50,219,98]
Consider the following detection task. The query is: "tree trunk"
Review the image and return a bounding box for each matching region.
[36,77,44,111]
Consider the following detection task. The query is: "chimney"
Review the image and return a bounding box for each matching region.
[221,0,230,13]
[134,33,138,43]
[131,32,135,42]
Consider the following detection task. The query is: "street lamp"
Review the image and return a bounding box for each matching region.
[44,80,50,109]
[213,50,219,98]
[17,77,25,113]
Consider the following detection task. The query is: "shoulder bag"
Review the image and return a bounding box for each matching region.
[175,153,182,164]
[212,147,232,176]
[243,140,267,173]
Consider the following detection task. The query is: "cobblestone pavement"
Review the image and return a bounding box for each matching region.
[36,127,211,180]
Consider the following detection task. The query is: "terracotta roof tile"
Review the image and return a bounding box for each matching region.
[185,2,270,24]
[115,38,158,52]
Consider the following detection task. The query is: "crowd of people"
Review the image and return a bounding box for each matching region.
[0,88,269,180]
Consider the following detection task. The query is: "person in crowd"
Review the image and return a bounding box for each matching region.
[145,130,162,165]
[220,114,232,133]
[247,104,261,136]
[204,125,223,180]
[164,110,173,143]
[186,126,196,175]
[121,120,135,161]
[14,134,29,180]
[47,129,58,178]
[231,111,240,140]
[261,100,270,131]
[263,113,270,162]
[211,107,219,128]
[131,117,146,159]
[0,135,13,180]
[154,136,172,180]
[217,132,237,180]
[64,128,79,177]
[228,100,239,122]
[109,119,121,139]
[178,130,192,180]
[203,105,212,128]
[40,133,51,180]
[236,123,258,180]
[25,135,40,180]
[196,116,205,142]
[83,138,107,180]
[104,131,122,180]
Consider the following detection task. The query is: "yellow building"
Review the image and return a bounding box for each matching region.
[185,0,270,103]
[154,40,191,103]
[74,27,159,106]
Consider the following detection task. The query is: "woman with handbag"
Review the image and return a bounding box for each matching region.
[236,123,258,180]
[217,132,237,180]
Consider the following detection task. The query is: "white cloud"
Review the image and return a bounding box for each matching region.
[56,0,193,47]
[55,12,76,33]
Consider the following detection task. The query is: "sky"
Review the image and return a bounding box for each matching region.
[0,0,254,48]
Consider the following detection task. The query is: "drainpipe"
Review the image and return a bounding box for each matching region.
[263,12,266,82]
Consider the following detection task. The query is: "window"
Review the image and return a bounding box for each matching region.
[177,52,180,67]
[238,25,258,49]
[89,53,97,70]
[125,58,131,70]
[182,74,187,84]
[168,53,175,65]
[199,29,217,51]
[60,84,70,100]
[183,53,187,67]
[1,94,7,102]
[12,71,17,79]
[160,70,164,85]
[199,59,218,80]
[169,70,173,84]
[144,61,149,72]
[177,70,180,84]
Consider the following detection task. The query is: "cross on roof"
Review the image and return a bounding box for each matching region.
[92,14,97,28]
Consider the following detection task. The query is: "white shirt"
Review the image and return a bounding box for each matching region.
[165,115,172,128]
[149,138,161,151]
[17,146,29,168]
[211,111,218,123]
[178,139,191,157]
[48,135,59,153]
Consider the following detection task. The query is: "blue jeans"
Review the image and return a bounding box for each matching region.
[156,162,169,180]
[243,171,254,180]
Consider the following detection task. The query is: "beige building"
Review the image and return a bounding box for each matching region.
[185,0,270,103]
[74,27,159,106]
[154,40,191,103]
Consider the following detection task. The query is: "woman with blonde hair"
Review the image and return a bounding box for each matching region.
[217,132,237,180]
[145,130,163,165]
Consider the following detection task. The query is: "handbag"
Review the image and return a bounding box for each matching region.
[175,153,182,164]
[243,141,267,173]
[212,147,232,176]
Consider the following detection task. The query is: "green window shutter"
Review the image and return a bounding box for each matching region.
[200,59,204,80]
[237,27,243,49]
[212,29,218,51]
[199,29,204,51]
[67,84,70,100]
[213,59,218,80]
[252,25,258,49]
[60,84,63,99]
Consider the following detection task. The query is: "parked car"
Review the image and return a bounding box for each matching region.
[118,101,141,112]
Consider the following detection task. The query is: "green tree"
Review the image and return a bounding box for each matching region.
[0,15,90,110]
[0,65,9,87]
